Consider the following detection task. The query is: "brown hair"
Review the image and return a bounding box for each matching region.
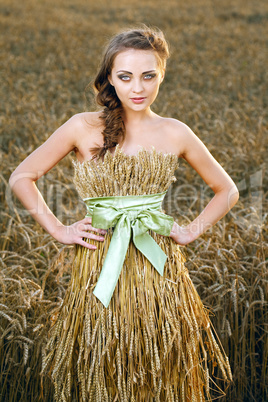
[90,26,170,159]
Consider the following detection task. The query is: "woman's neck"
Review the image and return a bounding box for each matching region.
[122,107,156,131]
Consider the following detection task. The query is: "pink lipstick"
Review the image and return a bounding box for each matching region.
[131,97,146,104]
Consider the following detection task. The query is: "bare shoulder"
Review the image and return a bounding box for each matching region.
[161,117,190,134]
[159,117,197,157]
[69,111,104,161]
[68,111,102,132]
[64,111,103,148]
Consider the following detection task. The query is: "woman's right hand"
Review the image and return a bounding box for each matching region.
[53,217,107,250]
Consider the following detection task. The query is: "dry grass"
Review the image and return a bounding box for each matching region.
[0,0,267,400]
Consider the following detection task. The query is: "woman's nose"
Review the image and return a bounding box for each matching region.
[132,79,144,93]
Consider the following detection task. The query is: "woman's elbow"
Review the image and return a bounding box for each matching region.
[9,170,34,193]
[9,171,17,190]
[227,185,239,209]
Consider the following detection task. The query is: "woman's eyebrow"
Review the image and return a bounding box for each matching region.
[116,70,157,74]
[142,70,156,74]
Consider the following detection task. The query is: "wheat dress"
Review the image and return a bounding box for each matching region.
[41,146,232,401]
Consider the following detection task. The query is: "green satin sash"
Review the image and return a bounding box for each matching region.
[83,191,174,308]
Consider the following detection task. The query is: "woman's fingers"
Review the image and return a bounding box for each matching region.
[82,217,92,224]
[82,224,107,234]
[95,228,107,235]
[78,218,107,235]
[77,238,97,250]
[80,224,97,231]
[62,217,108,249]
[81,231,106,241]
[53,221,107,249]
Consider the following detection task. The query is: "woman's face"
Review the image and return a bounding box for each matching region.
[108,49,164,112]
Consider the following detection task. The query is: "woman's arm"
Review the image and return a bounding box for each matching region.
[169,122,239,245]
[9,114,106,250]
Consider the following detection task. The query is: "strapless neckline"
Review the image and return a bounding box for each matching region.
[72,144,179,199]
[72,144,178,166]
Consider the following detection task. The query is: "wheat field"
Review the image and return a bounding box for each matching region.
[0,0,267,401]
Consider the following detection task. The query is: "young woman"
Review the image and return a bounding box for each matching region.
[9,26,239,401]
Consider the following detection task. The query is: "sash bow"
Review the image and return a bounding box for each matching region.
[83,191,174,308]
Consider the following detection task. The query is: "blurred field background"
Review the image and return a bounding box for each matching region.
[0,0,267,400]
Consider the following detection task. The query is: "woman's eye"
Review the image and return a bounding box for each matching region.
[118,75,130,81]
[144,74,156,80]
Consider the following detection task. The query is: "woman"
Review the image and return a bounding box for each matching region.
[9,26,239,401]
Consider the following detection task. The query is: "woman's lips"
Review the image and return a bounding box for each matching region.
[130,97,146,104]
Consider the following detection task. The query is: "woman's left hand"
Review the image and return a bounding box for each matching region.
[169,221,194,246]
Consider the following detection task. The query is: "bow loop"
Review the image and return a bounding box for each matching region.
[83,191,174,308]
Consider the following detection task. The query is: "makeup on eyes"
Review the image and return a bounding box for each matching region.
[116,70,157,81]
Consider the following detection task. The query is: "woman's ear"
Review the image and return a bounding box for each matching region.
[108,75,114,87]
[160,69,165,83]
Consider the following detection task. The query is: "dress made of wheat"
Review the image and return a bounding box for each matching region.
[41,146,232,402]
